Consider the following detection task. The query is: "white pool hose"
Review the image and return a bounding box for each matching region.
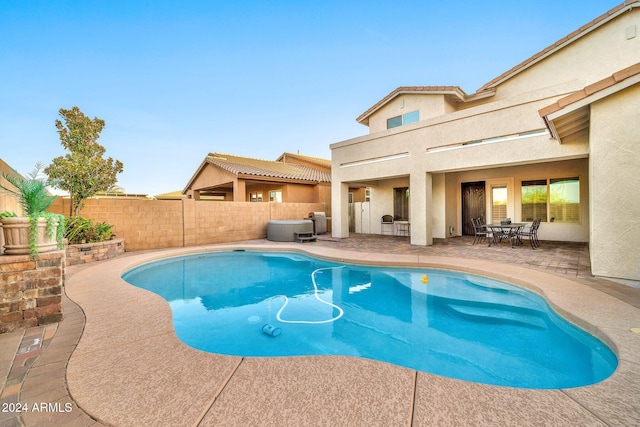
[273,266,345,324]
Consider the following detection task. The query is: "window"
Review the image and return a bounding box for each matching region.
[250,192,263,202]
[387,116,402,129]
[387,110,419,129]
[491,186,508,223]
[521,180,548,222]
[403,110,419,125]
[393,187,409,220]
[269,190,282,202]
[550,178,580,223]
[520,177,580,223]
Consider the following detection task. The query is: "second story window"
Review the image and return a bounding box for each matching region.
[387,110,419,129]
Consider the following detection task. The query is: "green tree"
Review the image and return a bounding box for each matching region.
[45,107,124,216]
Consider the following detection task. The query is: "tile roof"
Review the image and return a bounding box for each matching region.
[276,152,332,169]
[539,62,640,117]
[539,62,640,143]
[477,1,640,93]
[206,153,331,183]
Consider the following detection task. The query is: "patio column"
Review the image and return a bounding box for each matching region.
[233,179,246,202]
[410,172,433,246]
[332,182,349,238]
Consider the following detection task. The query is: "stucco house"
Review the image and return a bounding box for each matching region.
[183,151,331,207]
[330,1,640,283]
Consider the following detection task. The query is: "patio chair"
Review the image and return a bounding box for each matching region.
[472,217,490,244]
[518,218,542,249]
[381,215,394,235]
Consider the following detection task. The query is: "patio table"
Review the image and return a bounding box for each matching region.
[487,223,527,248]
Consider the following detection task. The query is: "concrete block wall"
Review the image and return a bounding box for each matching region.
[50,198,184,251]
[0,251,65,333]
[48,198,328,251]
[195,202,271,245]
[270,202,325,221]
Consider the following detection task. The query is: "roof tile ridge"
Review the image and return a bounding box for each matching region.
[476,1,635,93]
[538,61,640,117]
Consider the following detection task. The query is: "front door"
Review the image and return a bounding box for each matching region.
[462,181,486,236]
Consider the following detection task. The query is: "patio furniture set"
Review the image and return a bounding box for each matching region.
[381,215,411,237]
[473,218,541,249]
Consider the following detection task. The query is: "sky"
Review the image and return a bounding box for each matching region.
[1,0,622,196]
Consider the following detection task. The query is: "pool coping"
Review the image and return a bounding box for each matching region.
[65,242,640,426]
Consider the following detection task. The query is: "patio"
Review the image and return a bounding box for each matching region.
[2,235,640,426]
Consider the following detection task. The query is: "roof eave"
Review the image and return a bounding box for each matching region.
[477,1,640,92]
[539,63,640,143]
[356,86,477,126]
[181,158,211,195]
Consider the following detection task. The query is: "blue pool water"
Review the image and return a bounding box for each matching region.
[122,251,617,389]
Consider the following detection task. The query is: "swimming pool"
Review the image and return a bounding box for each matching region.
[122,250,617,389]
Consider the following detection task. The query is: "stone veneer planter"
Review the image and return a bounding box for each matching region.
[0,250,65,333]
[65,238,125,266]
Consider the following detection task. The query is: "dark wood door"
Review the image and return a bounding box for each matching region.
[462,182,486,235]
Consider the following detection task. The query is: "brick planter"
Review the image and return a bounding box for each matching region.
[0,250,65,334]
[65,238,125,266]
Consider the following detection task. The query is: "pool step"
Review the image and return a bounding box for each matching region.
[295,231,317,243]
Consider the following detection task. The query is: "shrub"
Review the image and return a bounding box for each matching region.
[65,216,114,244]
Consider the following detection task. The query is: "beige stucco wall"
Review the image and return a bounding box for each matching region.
[492,7,640,102]
[443,159,590,243]
[331,88,591,243]
[186,164,237,200]
[589,83,640,281]
[361,177,410,234]
[0,159,24,216]
[367,94,457,133]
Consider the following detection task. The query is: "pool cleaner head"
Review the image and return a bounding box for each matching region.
[262,324,282,337]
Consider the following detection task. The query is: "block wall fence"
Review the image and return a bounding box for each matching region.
[48,198,327,251]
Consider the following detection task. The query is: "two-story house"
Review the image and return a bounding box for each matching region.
[330,1,640,282]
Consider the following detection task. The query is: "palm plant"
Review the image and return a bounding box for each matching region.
[1,162,57,216]
[0,162,65,258]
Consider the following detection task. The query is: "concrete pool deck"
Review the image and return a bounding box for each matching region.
[2,236,640,426]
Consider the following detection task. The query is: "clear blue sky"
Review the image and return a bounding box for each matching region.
[1,0,621,196]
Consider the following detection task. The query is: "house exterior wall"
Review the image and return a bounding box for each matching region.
[362,177,410,234]
[443,159,590,243]
[278,183,315,202]
[367,94,456,133]
[491,9,640,102]
[589,83,640,281]
[331,91,591,242]
[0,159,25,216]
[186,165,237,199]
[240,181,330,211]
[0,159,25,255]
